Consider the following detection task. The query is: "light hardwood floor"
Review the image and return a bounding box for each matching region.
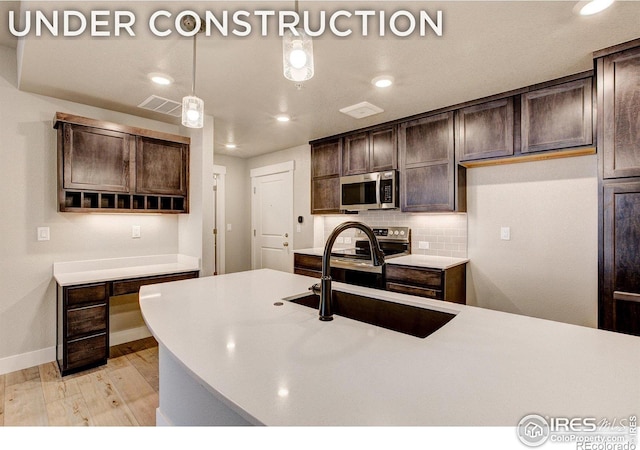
[0,337,159,426]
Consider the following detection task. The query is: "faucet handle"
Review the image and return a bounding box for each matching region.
[309,283,321,295]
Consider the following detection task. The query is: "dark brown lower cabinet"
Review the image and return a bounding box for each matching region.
[385,263,467,304]
[601,182,640,336]
[57,270,199,376]
[294,253,467,304]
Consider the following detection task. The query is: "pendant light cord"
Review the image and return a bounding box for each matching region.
[191,33,197,96]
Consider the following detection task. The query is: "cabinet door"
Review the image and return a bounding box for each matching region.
[370,126,397,172]
[342,132,369,176]
[311,139,342,214]
[457,98,514,161]
[521,78,593,153]
[602,182,640,336]
[311,177,341,214]
[601,47,640,179]
[135,137,189,195]
[311,139,341,178]
[63,123,132,192]
[399,112,455,212]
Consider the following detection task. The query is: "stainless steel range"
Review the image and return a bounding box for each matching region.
[330,226,411,275]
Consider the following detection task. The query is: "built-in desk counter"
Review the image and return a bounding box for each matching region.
[53,254,199,376]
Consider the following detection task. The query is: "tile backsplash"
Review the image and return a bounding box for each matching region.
[315,210,467,258]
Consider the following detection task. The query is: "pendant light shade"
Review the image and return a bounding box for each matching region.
[283,28,314,82]
[182,95,204,128]
[182,25,204,129]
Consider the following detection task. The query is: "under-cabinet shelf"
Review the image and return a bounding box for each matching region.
[61,191,187,213]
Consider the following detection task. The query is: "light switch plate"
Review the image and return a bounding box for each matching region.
[37,227,50,241]
[500,226,511,241]
[132,225,141,239]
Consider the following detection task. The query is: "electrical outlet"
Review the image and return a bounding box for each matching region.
[37,227,50,241]
[500,226,511,241]
[336,237,344,244]
[344,237,352,244]
[227,223,232,231]
[418,241,429,249]
[132,225,141,239]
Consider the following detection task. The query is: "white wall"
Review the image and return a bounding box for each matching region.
[215,144,314,274]
[466,155,598,328]
[179,115,215,277]
[213,154,251,273]
[0,45,204,372]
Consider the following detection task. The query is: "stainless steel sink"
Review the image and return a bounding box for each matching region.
[288,290,456,338]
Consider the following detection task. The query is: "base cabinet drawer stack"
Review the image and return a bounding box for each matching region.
[57,270,199,376]
[58,282,109,375]
[385,264,467,304]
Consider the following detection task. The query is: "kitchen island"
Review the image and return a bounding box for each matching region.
[139,269,640,427]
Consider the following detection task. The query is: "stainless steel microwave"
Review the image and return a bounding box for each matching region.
[339,170,398,211]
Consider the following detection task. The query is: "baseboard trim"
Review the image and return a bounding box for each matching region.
[110,326,152,347]
[0,346,56,376]
[0,327,152,375]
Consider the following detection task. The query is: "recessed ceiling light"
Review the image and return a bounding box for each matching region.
[372,76,394,88]
[148,73,174,86]
[225,143,237,150]
[577,0,615,15]
[276,114,291,123]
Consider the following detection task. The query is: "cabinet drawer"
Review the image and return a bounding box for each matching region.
[111,271,198,296]
[294,254,323,271]
[386,282,443,300]
[66,283,108,307]
[67,304,107,338]
[66,333,108,370]
[385,265,443,288]
[294,268,322,278]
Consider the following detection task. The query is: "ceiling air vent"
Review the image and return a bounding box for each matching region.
[339,101,384,119]
[137,95,182,117]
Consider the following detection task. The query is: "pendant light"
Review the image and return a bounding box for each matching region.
[283,1,314,82]
[182,23,204,128]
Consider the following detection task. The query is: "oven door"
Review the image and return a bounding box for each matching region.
[340,172,380,210]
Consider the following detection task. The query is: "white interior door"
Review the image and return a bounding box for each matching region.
[251,162,294,272]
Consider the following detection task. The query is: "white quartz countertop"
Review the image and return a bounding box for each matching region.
[293,247,325,257]
[53,254,200,286]
[294,248,468,270]
[139,269,640,426]
[386,254,469,270]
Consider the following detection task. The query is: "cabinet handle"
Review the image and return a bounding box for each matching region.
[613,291,640,304]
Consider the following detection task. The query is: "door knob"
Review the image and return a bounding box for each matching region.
[283,242,289,247]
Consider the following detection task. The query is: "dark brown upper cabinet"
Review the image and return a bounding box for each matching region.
[598,44,640,179]
[342,125,397,176]
[456,98,514,162]
[521,78,593,154]
[311,138,342,214]
[55,112,190,214]
[62,124,133,193]
[399,112,464,212]
[135,136,188,196]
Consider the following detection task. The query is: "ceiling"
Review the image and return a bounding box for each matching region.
[3,1,640,158]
